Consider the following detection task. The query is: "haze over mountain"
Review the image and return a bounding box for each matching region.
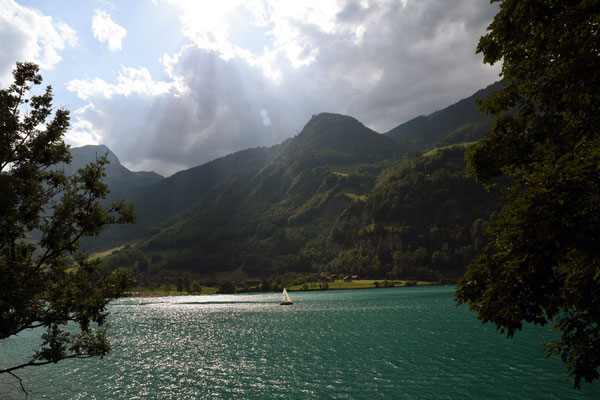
[61,145,164,202]
[385,82,501,150]
[83,83,500,282]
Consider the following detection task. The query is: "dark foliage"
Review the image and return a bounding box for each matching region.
[0,63,135,389]
[456,0,600,388]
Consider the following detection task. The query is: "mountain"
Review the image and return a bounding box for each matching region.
[130,146,279,226]
[385,81,501,150]
[242,113,404,204]
[275,113,404,170]
[90,113,399,251]
[94,96,499,281]
[62,144,164,201]
[84,83,508,282]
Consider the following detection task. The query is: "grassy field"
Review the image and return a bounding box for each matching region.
[423,142,474,157]
[89,245,124,260]
[343,193,368,201]
[126,286,219,296]
[288,279,435,291]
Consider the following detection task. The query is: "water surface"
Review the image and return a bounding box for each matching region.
[1,286,598,399]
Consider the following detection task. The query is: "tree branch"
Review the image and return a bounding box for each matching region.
[7,371,28,398]
[0,353,94,375]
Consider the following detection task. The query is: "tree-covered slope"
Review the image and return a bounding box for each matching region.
[86,145,281,251]
[131,146,280,224]
[124,113,396,274]
[329,146,497,280]
[90,113,398,252]
[277,113,404,169]
[244,113,404,203]
[101,144,496,282]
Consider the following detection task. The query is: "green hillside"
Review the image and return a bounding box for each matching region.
[99,146,496,282]
[86,145,281,250]
[329,146,497,280]
[93,86,500,282]
[278,113,404,170]
[124,113,394,275]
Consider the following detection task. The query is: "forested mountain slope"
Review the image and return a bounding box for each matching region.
[125,113,399,274]
[100,142,497,280]
[91,85,500,280]
[91,113,403,252]
[385,81,501,150]
[329,146,497,280]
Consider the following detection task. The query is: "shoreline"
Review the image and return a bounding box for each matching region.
[121,281,449,298]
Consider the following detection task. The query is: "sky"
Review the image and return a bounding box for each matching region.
[1,0,500,176]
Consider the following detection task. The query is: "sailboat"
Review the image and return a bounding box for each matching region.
[280,288,293,305]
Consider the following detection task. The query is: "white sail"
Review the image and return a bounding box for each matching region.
[281,288,292,305]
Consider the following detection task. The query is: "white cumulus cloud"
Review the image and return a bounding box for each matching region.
[67,66,173,101]
[91,9,126,51]
[0,0,77,84]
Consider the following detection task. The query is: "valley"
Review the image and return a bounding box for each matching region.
[81,83,501,292]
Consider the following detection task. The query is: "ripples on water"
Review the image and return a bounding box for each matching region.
[1,286,599,399]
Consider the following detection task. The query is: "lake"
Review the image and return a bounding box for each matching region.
[1,286,599,399]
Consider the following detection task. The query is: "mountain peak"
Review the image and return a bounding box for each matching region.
[300,113,366,138]
[65,145,163,196]
[274,113,403,170]
[307,112,362,123]
[70,144,120,165]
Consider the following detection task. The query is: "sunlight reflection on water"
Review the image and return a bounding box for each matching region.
[1,287,599,399]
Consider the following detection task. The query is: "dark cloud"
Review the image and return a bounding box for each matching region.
[309,0,500,130]
[336,1,370,23]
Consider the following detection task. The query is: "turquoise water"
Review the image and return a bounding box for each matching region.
[1,286,599,399]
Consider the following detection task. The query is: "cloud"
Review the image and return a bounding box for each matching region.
[67,47,302,176]
[67,0,500,176]
[0,0,77,84]
[156,0,499,130]
[67,66,173,100]
[64,66,178,148]
[91,9,126,51]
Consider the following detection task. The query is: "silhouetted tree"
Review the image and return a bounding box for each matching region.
[0,62,135,392]
[456,0,600,388]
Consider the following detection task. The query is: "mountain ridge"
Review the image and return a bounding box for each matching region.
[63,144,164,201]
[385,81,501,150]
[85,82,500,282]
